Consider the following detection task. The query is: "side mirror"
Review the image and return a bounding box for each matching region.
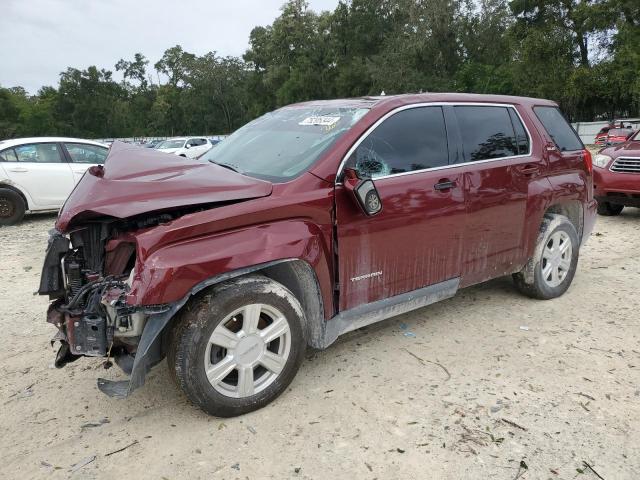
[185,143,191,149]
[343,168,382,216]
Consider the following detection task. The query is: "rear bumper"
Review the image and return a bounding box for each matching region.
[593,167,640,206]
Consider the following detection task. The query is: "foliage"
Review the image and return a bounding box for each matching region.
[1,0,638,139]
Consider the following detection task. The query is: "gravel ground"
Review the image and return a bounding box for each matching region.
[0,210,638,479]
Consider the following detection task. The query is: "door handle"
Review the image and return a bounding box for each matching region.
[8,167,28,173]
[434,180,457,191]
[516,164,539,176]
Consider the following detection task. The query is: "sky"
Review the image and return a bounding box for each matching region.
[0,0,340,94]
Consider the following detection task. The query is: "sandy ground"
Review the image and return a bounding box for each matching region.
[0,210,639,480]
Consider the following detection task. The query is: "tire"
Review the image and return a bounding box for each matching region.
[167,275,307,417]
[513,214,579,300]
[0,188,26,226]
[597,201,623,216]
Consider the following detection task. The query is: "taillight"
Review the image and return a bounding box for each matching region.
[582,149,592,175]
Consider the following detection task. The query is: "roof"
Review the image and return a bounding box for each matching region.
[0,137,108,148]
[287,92,558,110]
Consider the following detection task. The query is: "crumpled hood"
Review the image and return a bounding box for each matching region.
[56,141,272,231]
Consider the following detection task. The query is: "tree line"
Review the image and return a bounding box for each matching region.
[1,0,638,139]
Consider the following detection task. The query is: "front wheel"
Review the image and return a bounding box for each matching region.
[167,275,307,417]
[597,201,623,216]
[513,214,579,300]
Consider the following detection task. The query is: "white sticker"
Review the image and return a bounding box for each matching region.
[299,116,341,126]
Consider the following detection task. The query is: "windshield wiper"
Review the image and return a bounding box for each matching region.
[210,160,243,174]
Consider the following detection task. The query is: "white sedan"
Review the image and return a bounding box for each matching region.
[0,137,108,225]
[155,137,212,158]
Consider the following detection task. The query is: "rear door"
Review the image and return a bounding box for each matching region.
[452,104,540,286]
[62,142,109,184]
[1,142,75,208]
[335,105,467,311]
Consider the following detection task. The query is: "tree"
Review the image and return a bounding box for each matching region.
[1,0,639,139]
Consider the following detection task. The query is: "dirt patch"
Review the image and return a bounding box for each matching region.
[1,211,639,478]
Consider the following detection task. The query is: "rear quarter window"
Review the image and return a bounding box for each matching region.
[534,106,583,151]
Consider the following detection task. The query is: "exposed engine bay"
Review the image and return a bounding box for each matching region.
[39,213,175,370]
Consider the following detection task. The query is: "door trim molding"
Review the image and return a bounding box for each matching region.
[321,277,459,348]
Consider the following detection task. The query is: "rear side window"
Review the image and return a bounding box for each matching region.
[454,106,523,162]
[64,143,108,164]
[348,106,449,178]
[14,143,64,163]
[534,106,583,151]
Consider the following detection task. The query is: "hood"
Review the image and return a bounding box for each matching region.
[602,140,640,158]
[157,147,180,153]
[56,141,272,231]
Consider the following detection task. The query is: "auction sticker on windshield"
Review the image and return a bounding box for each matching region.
[299,116,341,126]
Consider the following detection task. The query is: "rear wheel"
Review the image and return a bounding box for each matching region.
[167,275,306,417]
[513,214,579,300]
[597,201,623,216]
[0,188,26,226]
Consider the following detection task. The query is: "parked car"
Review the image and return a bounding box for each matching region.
[595,121,629,145]
[0,137,109,225]
[593,128,640,215]
[602,128,635,146]
[155,137,212,158]
[143,139,163,148]
[39,94,595,417]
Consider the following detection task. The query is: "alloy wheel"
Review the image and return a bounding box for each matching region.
[204,304,291,398]
[541,231,572,288]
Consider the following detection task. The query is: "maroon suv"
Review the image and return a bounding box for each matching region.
[39,93,596,417]
[593,129,640,215]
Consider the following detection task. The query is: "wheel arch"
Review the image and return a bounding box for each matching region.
[160,259,327,351]
[0,181,30,210]
[260,259,326,349]
[544,201,583,240]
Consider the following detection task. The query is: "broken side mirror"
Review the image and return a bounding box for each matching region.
[343,167,382,216]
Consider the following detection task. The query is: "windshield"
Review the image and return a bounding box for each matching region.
[200,106,369,181]
[156,139,185,149]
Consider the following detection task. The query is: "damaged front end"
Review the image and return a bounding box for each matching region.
[39,220,172,398]
[37,142,275,398]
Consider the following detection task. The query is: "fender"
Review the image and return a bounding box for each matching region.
[127,219,334,316]
[523,172,589,261]
[97,258,304,398]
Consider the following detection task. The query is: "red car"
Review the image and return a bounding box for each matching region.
[39,93,596,416]
[594,122,634,145]
[593,129,640,215]
[604,128,635,145]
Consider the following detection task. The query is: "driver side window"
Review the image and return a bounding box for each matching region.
[347,106,449,178]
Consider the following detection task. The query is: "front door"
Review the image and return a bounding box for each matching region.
[2,142,75,208]
[335,106,466,311]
